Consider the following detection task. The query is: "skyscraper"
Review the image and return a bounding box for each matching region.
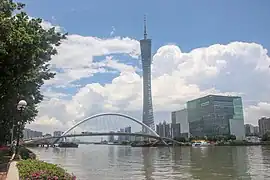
[187,95,245,140]
[140,16,155,133]
[171,109,190,138]
[258,117,270,136]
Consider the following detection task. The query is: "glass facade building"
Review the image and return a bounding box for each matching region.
[171,109,190,138]
[187,95,245,140]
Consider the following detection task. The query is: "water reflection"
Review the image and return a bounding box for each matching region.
[142,148,155,180]
[189,146,251,180]
[171,147,192,179]
[108,146,115,165]
[261,146,270,179]
[29,145,270,180]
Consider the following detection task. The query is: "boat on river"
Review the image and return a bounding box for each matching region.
[192,141,211,147]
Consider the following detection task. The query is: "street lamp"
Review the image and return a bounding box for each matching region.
[17,100,27,110]
[15,100,27,155]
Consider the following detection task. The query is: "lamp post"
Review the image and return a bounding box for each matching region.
[15,100,27,156]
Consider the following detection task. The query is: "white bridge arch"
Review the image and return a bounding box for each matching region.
[53,112,160,144]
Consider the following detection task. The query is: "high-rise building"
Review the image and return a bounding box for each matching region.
[258,117,270,136]
[244,124,254,136]
[23,128,43,139]
[171,109,190,138]
[253,126,259,136]
[53,131,63,137]
[156,121,171,138]
[118,128,125,142]
[171,123,181,138]
[108,131,115,142]
[124,126,132,141]
[140,16,154,132]
[187,95,245,140]
[135,131,143,141]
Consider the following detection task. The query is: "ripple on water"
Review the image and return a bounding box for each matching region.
[29,145,270,180]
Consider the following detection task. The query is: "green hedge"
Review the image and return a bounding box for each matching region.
[17,159,76,180]
[19,146,36,160]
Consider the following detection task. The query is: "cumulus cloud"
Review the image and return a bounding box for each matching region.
[26,20,270,133]
[44,35,140,87]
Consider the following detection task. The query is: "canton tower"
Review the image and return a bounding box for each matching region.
[140,16,155,133]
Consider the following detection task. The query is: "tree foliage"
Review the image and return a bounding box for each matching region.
[0,0,66,144]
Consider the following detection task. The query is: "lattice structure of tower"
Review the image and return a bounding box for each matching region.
[140,15,155,134]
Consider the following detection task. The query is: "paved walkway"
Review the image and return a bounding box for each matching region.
[0,172,7,180]
[6,161,19,180]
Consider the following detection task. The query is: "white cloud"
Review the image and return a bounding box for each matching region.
[27,20,270,133]
[40,19,62,32]
[44,35,140,87]
[245,102,270,125]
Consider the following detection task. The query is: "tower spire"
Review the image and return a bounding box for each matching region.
[144,15,147,39]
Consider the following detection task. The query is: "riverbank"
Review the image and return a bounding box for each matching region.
[17,159,76,179]
[215,141,270,146]
[24,144,270,179]
[128,140,270,147]
[5,146,76,179]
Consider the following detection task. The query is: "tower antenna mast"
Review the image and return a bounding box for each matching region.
[144,15,147,39]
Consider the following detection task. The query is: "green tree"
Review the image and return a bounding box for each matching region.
[228,135,236,141]
[206,136,213,142]
[0,0,66,144]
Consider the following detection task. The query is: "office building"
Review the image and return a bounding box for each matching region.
[187,95,245,140]
[130,135,136,142]
[118,128,125,142]
[253,126,259,136]
[23,128,43,139]
[124,126,132,141]
[135,131,143,141]
[258,117,270,136]
[171,109,189,138]
[108,131,115,142]
[53,131,63,137]
[140,16,155,133]
[171,123,181,138]
[156,121,171,138]
[245,124,254,136]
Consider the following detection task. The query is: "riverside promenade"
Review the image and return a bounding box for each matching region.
[6,161,19,180]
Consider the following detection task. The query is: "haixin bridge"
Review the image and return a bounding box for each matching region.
[23,113,180,145]
[23,132,181,145]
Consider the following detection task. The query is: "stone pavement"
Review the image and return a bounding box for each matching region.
[0,172,7,180]
[6,161,19,180]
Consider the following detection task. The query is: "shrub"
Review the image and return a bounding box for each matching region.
[0,145,10,151]
[0,146,12,163]
[17,159,76,180]
[19,146,36,160]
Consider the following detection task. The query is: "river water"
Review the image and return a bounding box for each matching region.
[29,145,270,180]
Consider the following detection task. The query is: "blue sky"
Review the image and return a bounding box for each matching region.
[21,0,270,52]
[20,0,270,132]
[21,0,270,92]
